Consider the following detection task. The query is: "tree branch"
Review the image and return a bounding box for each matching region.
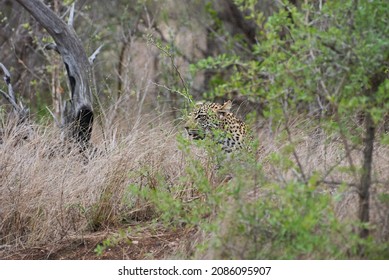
[0,62,29,120]
[68,2,75,26]
[89,44,104,64]
[15,0,94,146]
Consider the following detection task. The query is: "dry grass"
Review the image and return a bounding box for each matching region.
[0,114,388,259]
[0,113,193,257]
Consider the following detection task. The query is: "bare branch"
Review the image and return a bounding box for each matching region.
[68,2,75,26]
[0,88,16,108]
[146,35,192,104]
[152,82,191,104]
[0,62,11,81]
[0,62,29,120]
[89,44,104,64]
[0,63,17,108]
[0,63,15,100]
[44,43,60,54]
[320,180,358,188]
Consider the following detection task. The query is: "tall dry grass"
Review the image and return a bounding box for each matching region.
[1,113,388,259]
[0,113,190,252]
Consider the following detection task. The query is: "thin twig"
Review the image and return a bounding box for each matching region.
[281,98,308,184]
[320,180,358,188]
[152,82,192,104]
[146,35,192,104]
[320,143,359,182]
[46,106,60,127]
[320,76,357,178]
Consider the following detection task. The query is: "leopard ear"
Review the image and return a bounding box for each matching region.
[218,100,232,113]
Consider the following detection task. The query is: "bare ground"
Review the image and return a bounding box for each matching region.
[0,223,194,260]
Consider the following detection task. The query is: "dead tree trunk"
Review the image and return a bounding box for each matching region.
[16,0,94,147]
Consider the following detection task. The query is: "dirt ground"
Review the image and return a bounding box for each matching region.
[0,224,194,260]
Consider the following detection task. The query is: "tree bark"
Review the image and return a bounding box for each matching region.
[358,70,386,243]
[358,112,374,240]
[15,0,93,147]
[0,63,29,121]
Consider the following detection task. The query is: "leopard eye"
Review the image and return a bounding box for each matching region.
[195,113,206,120]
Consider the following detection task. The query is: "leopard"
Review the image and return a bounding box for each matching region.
[184,100,249,153]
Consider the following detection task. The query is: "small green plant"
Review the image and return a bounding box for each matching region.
[94,229,128,257]
[94,237,114,257]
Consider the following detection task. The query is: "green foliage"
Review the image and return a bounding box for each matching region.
[215,183,343,259]
[130,134,223,227]
[213,180,389,259]
[189,2,389,254]
[117,130,389,259]
[194,0,389,126]
[7,0,386,260]
[163,0,389,259]
[94,229,129,257]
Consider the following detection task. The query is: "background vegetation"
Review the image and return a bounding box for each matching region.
[0,0,388,259]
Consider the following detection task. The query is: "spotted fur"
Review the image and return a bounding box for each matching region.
[184,100,249,152]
